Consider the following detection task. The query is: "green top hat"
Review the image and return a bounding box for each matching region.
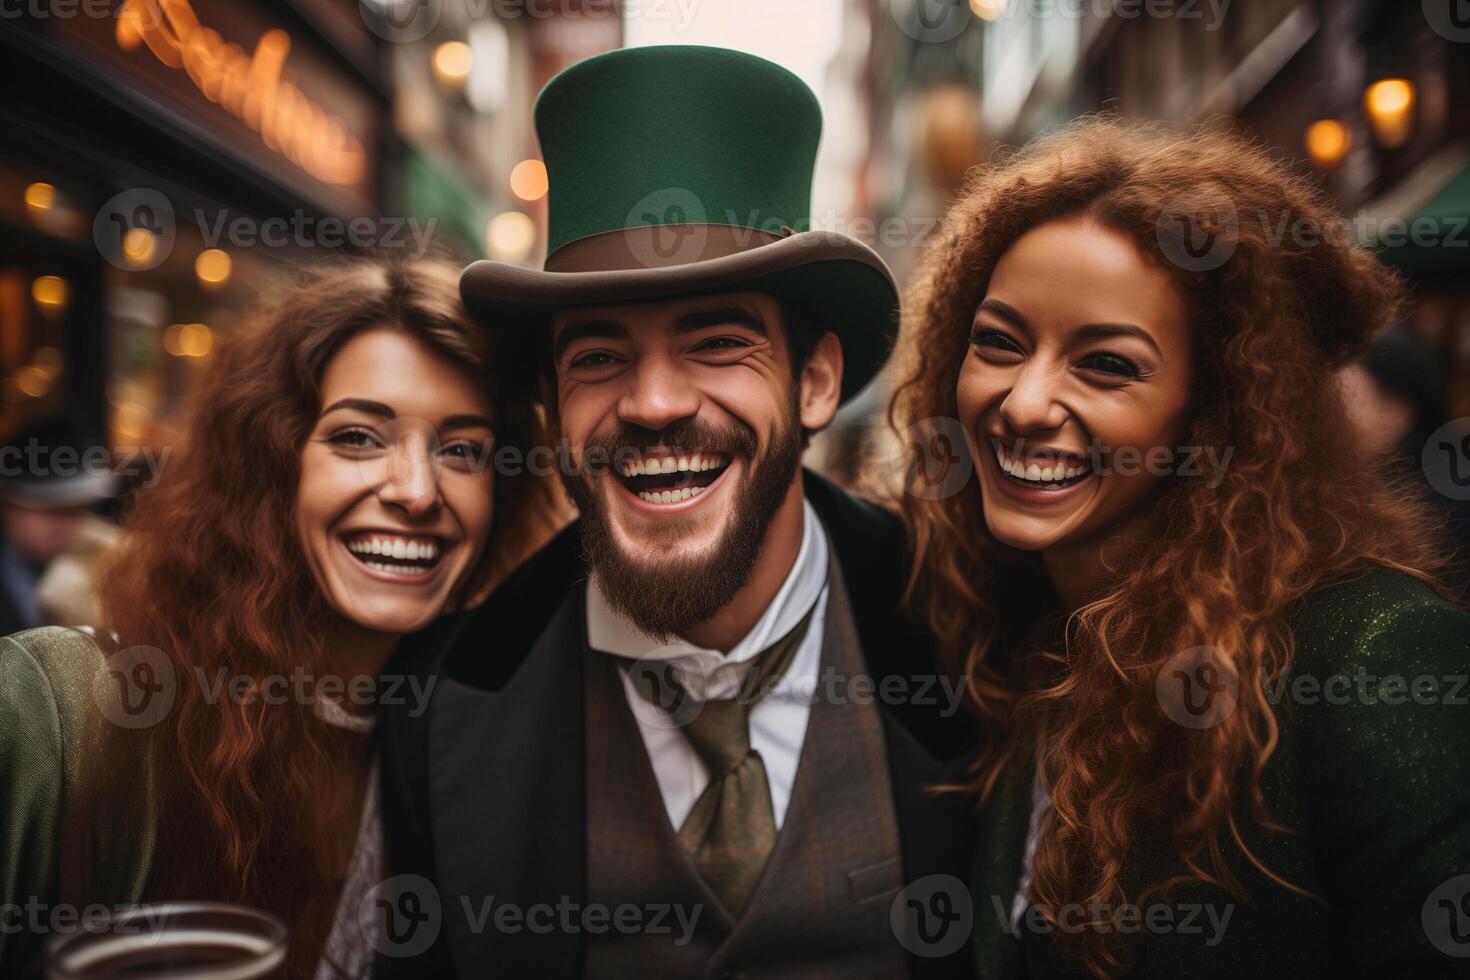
[460,44,901,403]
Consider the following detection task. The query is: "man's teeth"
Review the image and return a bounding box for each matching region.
[637,485,710,504]
[619,452,727,477]
[995,446,1088,483]
[346,536,440,561]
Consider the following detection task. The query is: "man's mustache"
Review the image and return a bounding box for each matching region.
[582,418,759,465]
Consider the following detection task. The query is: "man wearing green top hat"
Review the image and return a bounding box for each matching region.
[379,45,977,979]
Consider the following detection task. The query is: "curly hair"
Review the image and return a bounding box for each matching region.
[888,117,1453,976]
[96,256,556,976]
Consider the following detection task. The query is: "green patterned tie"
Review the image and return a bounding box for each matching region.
[629,602,816,915]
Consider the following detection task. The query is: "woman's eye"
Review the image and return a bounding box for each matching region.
[327,428,380,450]
[1079,352,1142,379]
[441,440,490,464]
[969,327,1023,355]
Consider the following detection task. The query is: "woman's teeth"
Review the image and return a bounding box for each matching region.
[344,535,444,576]
[994,445,1090,485]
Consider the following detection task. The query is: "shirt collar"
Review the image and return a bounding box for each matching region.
[586,499,828,679]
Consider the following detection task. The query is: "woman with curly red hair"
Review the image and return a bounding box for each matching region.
[0,257,556,978]
[889,117,1470,978]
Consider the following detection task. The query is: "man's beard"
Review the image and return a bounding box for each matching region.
[561,409,804,641]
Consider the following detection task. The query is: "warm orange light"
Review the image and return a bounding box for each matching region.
[510,159,549,202]
[195,248,232,286]
[181,322,213,357]
[31,275,70,309]
[1305,119,1350,169]
[24,182,55,211]
[969,0,1005,20]
[1365,79,1415,149]
[122,227,158,266]
[113,402,153,440]
[165,322,214,358]
[487,211,536,262]
[433,41,472,90]
[113,0,366,186]
[16,366,51,398]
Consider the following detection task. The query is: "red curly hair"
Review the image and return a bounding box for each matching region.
[888,117,1453,976]
[97,257,556,976]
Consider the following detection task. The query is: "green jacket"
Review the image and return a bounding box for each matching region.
[0,627,155,978]
[970,567,1470,978]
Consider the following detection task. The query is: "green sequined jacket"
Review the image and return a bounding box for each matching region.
[0,627,156,978]
[969,566,1470,979]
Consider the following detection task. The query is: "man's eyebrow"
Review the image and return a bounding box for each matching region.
[552,319,629,360]
[320,398,393,419]
[673,306,768,337]
[1075,322,1163,357]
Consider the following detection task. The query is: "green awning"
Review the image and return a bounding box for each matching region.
[1365,151,1470,278]
[404,147,489,260]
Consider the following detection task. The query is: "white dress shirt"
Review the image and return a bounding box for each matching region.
[586,499,829,831]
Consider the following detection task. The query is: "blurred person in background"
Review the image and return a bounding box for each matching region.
[891,117,1470,978]
[0,416,119,634]
[1339,326,1470,590]
[0,257,557,979]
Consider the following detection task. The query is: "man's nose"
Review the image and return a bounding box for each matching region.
[616,354,700,432]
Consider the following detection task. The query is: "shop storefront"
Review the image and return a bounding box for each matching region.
[0,0,389,452]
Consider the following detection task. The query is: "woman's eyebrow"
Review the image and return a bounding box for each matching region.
[975,298,1028,330]
[440,414,495,431]
[320,398,393,419]
[1074,322,1163,357]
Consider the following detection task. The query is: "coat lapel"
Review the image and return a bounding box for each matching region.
[429,585,588,977]
[968,768,1032,979]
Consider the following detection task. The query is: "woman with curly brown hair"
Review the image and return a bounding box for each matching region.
[889,117,1470,979]
[0,257,557,978]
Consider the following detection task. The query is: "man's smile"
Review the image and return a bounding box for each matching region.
[612,450,733,507]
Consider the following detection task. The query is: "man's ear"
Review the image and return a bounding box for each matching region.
[798,331,843,433]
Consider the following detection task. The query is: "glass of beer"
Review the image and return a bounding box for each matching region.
[46,902,287,979]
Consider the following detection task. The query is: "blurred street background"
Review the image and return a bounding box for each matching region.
[1,0,1468,484]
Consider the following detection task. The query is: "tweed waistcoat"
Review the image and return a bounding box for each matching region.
[584,556,911,979]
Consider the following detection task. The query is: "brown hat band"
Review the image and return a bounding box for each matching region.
[543,224,788,274]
